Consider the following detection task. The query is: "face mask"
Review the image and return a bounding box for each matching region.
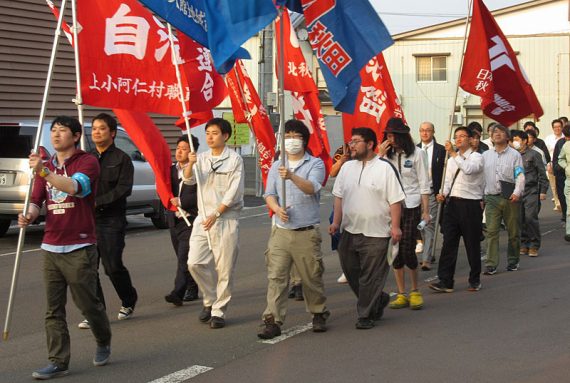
[284,138,304,155]
[512,141,521,150]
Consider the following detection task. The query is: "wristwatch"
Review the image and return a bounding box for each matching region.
[214,211,221,218]
[39,167,50,178]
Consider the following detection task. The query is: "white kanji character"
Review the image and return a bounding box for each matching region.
[475,80,489,92]
[242,84,258,118]
[288,62,298,76]
[148,81,165,98]
[291,92,314,133]
[298,62,311,77]
[153,17,182,63]
[365,57,383,82]
[132,79,148,95]
[476,69,492,81]
[104,4,150,60]
[201,72,214,101]
[359,86,387,123]
[117,77,132,94]
[89,73,101,90]
[196,47,212,72]
[100,74,115,92]
[165,84,180,100]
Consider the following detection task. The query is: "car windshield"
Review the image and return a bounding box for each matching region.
[0,125,37,158]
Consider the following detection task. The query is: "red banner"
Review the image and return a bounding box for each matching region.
[460,0,543,127]
[226,60,276,187]
[77,1,186,116]
[113,109,175,212]
[342,53,405,143]
[175,111,213,134]
[46,0,73,44]
[276,10,332,177]
[178,34,228,114]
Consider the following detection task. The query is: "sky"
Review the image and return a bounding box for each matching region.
[371,0,530,34]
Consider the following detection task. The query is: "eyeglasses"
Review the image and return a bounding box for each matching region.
[454,135,469,139]
[347,139,366,146]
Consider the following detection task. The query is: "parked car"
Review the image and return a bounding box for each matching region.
[0,121,168,237]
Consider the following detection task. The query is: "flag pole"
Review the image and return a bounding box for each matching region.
[167,23,212,249]
[3,0,68,341]
[276,7,287,207]
[430,0,474,263]
[70,0,85,150]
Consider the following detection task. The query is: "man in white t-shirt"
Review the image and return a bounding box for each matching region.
[330,127,405,330]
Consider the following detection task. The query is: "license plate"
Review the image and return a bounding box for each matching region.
[0,172,13,186]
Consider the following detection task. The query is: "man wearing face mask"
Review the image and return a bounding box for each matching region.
[510,130,548,257]
[258,119,330,339]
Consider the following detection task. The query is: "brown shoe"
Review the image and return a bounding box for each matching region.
[257,316,281,339]
[528,247,539,257]
[312,311,330,332]
[520,247,529,256]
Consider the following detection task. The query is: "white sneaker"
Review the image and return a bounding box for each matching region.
[337,273,348,284]
[415,242,424,254]
[118,306,134,320]
[78,319,90,329]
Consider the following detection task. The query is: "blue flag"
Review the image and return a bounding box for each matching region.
[139,0,278,74]
[283,0,394,113]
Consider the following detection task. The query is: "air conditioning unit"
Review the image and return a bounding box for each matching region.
[266,92,278,107]
[450,113,463,126]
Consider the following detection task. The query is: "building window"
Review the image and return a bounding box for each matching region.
[416,56,447,82]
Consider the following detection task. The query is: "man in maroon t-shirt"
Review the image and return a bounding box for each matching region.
[18,116,112,380]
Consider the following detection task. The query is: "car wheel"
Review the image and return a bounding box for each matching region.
[151,204,169,230]
[0,219,11,237]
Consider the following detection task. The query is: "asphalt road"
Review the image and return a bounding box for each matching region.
[1,194,569,383]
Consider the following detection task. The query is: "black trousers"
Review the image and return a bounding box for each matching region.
[556,175,567,220]
[437,198,482,288]
[96,216,137,308]
[338,231,390,320]
[169,219,198,298]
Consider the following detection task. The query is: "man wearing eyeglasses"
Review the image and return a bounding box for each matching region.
[330,127,405,330]
[184,118,244,330]
[257,119,330,339]
[429,126,485,293]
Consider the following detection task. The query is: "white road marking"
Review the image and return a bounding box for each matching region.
[0,248,41,258]
[258,322,313,345]
[147,365,213,383]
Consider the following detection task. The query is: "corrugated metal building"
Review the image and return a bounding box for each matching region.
[382,0,570,142]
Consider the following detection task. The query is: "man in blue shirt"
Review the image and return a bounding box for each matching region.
[258,119,330,339]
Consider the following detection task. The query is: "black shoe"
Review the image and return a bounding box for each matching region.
[312,311,330,333]
[257,316,282,339]
[210,316,225,329]
[199,306,212,322]
[372,292,390,320]
[565,234,570,242]
[506,263,519,271]
[288,286,296,299]
[294,285,304,301]
[428,281,454,293]
[483,266,497,275]
[32,364,69,380]
[183,289,199,302]
[165,293,183,306]
[355,318,374,330]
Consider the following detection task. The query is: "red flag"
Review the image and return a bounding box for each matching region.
[342,53,405,143]
[276,10,332,177]
[178,34,228,114]
[77,1,186,116]
[113,109,175,212]
[46,0,73,45]
[175,111,213,134]
[226,60,276,187]
[460,0,543,127]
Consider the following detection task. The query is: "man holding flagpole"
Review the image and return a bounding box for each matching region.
[184,118,244,329]
[19,116,111,379]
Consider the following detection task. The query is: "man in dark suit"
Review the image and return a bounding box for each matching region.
[417,122,445,269]
[164,135,200,306]
[524,121,551,163]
